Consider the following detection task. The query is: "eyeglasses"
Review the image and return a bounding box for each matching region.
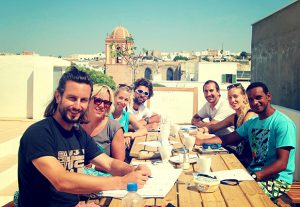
[202,143,222,150]
[227,83,242,90]
[93,97,112,108]
[118,84,132,90]
[135,89,149,97]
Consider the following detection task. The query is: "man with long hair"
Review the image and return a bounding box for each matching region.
[18,67,150,207]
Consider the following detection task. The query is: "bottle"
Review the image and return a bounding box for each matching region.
[122,183,145,207]
[178,148,190,170]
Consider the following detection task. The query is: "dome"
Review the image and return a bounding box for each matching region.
[111,26,130,39]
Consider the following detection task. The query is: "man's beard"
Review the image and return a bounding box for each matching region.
[59,106,85,124]
[134,97,145,105]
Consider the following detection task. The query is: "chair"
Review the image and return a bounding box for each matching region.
[2,201,15,207]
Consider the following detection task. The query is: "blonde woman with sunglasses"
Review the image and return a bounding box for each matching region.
[195,83,257,166]
[81,84,126,162]
[109,84,148,148]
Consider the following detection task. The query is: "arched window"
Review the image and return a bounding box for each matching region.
[175,68,181,80]
[116,46,121,63]
[167,68,174,80]
[144,68,152,80]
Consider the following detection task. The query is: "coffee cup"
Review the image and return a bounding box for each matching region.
[160,123,171,141]
[170,124,180,137]
[197,156,212,174]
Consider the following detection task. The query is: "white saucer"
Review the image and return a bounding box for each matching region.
[169,154,198,164]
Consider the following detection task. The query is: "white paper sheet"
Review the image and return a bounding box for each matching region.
[210,169,254,181]
[101,162,182,198]
[138,140,179,147]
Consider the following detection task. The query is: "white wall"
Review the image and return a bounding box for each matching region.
[149,89,195,124]
[180,62,198,81]
[197,62,237,83]
[0,57,33,118]
[0,55,70,119]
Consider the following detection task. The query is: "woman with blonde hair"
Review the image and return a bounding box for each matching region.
[109,84,148,147]
[81,84,125,161]
[195,83,256,166]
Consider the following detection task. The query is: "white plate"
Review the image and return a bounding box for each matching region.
[169,154,198,164]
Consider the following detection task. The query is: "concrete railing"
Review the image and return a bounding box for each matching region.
[274,105,300,181]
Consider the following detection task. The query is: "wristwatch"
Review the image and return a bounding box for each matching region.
[145,117,150,124]
[251,172,257,181]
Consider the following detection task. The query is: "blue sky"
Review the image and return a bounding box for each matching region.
[0,0,293,56]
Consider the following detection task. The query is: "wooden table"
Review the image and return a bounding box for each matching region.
[88,131,276,207]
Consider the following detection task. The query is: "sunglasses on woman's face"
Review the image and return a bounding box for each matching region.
[135,89,149,97]
[227,83,242,90]
[93,97,112,108]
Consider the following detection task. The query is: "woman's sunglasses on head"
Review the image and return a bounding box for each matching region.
[93,97,112,108]
[118,84,133,90]
[135,89,149,97]
[227,83,242,90]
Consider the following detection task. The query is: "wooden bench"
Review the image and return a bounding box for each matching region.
[2,201,15,207]
[287,182,300,204]
[278,182,300,207]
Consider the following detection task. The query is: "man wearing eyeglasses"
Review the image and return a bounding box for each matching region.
[129,78,160,130]
[196,82,296,202]
[18,67,151,207]
[191,80,235,136]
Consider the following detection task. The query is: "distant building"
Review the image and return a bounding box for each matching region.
[207,49,219,57]
[63,53,105,72]
[0,55,70,119]
[152,50,161,58]
[104,27,182,84]
[105,26,134,65]
[177,52,192,59]
[21,50,34,55]
[105,26,134,84]
[237,62,251,81]
[66,53,104,61]
[181,62,238,84]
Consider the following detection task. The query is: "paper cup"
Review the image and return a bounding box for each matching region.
[160,124,170,142]
[197,156,212,174]
[170,124,180,137]
[159,144,172,162]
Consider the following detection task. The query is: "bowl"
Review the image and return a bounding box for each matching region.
[193,173,220,193]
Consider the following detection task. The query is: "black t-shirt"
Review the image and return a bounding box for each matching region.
[18,117,102,207]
